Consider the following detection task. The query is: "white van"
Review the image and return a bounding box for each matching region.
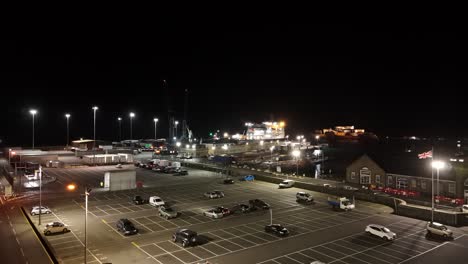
[149,196,165,207]
[279,179,295,188]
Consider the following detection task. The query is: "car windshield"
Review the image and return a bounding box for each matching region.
[440,226,447,230]
[165,208,173,212]
[155,199,162,202]
[342,200,350,206]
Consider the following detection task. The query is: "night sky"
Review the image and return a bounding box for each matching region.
[1,23,467,147]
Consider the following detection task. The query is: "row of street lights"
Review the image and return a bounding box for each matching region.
[27,107,162,148]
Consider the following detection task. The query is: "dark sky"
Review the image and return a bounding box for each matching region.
[1,23,468,146]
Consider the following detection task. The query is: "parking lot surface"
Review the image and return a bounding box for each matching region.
[23,165,468,264]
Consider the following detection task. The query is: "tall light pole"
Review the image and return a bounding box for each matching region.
[29,109,37,149]
[117,117,122,141]
[92,106,98,150]
[175,120,179,139]
[67,184,91,264]
[270,146,275,171]
[432,161,445,214]
[38,165,42,225]
[315,135,319,145]
[153,118,159,140]
[292,150,300,178]
[65,114,70,146]
[129,113,135,140]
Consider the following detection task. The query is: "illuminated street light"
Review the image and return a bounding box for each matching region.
[129,112,135,140]
[260,140,264,146]
[29,109,37,149]
[292,150,301,177]
[67,184,92,264]
[65,114,71,146]
[92,106,98,150]
[175,121,179,139]
[117,117,122,141]
[153,118,159,140]
[431,160,446,222]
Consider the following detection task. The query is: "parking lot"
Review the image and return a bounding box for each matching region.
[25,165,468,264]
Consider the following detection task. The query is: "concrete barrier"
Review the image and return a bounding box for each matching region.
[20,206,59,264]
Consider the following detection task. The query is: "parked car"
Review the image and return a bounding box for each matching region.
[343,185,358,191]
[296,192,314,203]
[215,206,231,216]
[149,196,165,207]
[159,206,178,219]
[265,224,289,237]
[365,224,396,241]
[426,222,453,239]
[230,203,250,214]
[461,204,468,212]
[223,178,235,184]
[279,179,295,188]
[173,170,188,176]
[204,190,225,199]
[172,229,198,247]
[249,199,270,210]
[116,218,138,235]
[31,206,52,216]
[43,222,69,235]
[133,195,148,205]
[203,208,224,219]
[115,164,123,168]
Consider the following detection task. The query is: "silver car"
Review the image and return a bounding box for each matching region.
[159,206,178,219]
[44,222,68,235]
[31,206,52,216]
[203,208,224,219]
[204,190,224,199]
[426,222,453,238]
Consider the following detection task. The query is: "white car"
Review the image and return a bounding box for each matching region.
[204,190,224,199]
[296,192,314,202]
[203,208,224,219]
[149,196,165,207]
[31,206,52,216]
[115,164,123,168]
[461,204,468,212]
[44,222,69,235]
[343,185,358,191]
[279,179,295,188]
[365,224,396,241]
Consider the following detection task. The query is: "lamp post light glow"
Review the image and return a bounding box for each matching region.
[176,142,181,147]
[431,160,446,222]
[29,109,37,149]
[292,150,301,178]
[67,184,91,264]
[175,121,179,139]
[129,112,135,140]
[117,117,122,141]
[92,106,98,150]
[153,118,158,140]
[65,114,70,146]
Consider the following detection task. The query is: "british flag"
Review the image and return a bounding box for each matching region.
[418,150,433,159]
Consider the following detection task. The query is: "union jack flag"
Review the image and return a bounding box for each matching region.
[418,150,433,159]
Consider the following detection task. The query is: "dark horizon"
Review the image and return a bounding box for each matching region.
[2,23,468,147]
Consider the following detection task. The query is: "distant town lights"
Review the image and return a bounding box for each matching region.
[186,144,190,149]
[176,142,181,147]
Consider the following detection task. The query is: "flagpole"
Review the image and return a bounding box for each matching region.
[431,146,434,223]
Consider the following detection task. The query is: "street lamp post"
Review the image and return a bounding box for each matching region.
[67,184,91,264]
[432,161,445,215]
[92,106,98,150]
[130,113,135,140]
[154,118,159,140]
[315,135,319,145]
[270,146,275,171]
[117,117,122,141]
[29,109,37,149]
[175,121,179,139]
[65,114,70,146]
[292,150,300,178]
[38,165,42,225]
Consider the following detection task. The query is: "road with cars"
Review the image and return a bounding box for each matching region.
[3,160,468,264]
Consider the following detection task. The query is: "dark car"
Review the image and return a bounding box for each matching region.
[265,224,289,237]
[116,219,138,235]
[173,170,188,176]
[215,206,231,216]
[133,195,147,205]
[230,203,250,214]
[223,178,235,184]
[249,199,270,210]
[172,229,198,247]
